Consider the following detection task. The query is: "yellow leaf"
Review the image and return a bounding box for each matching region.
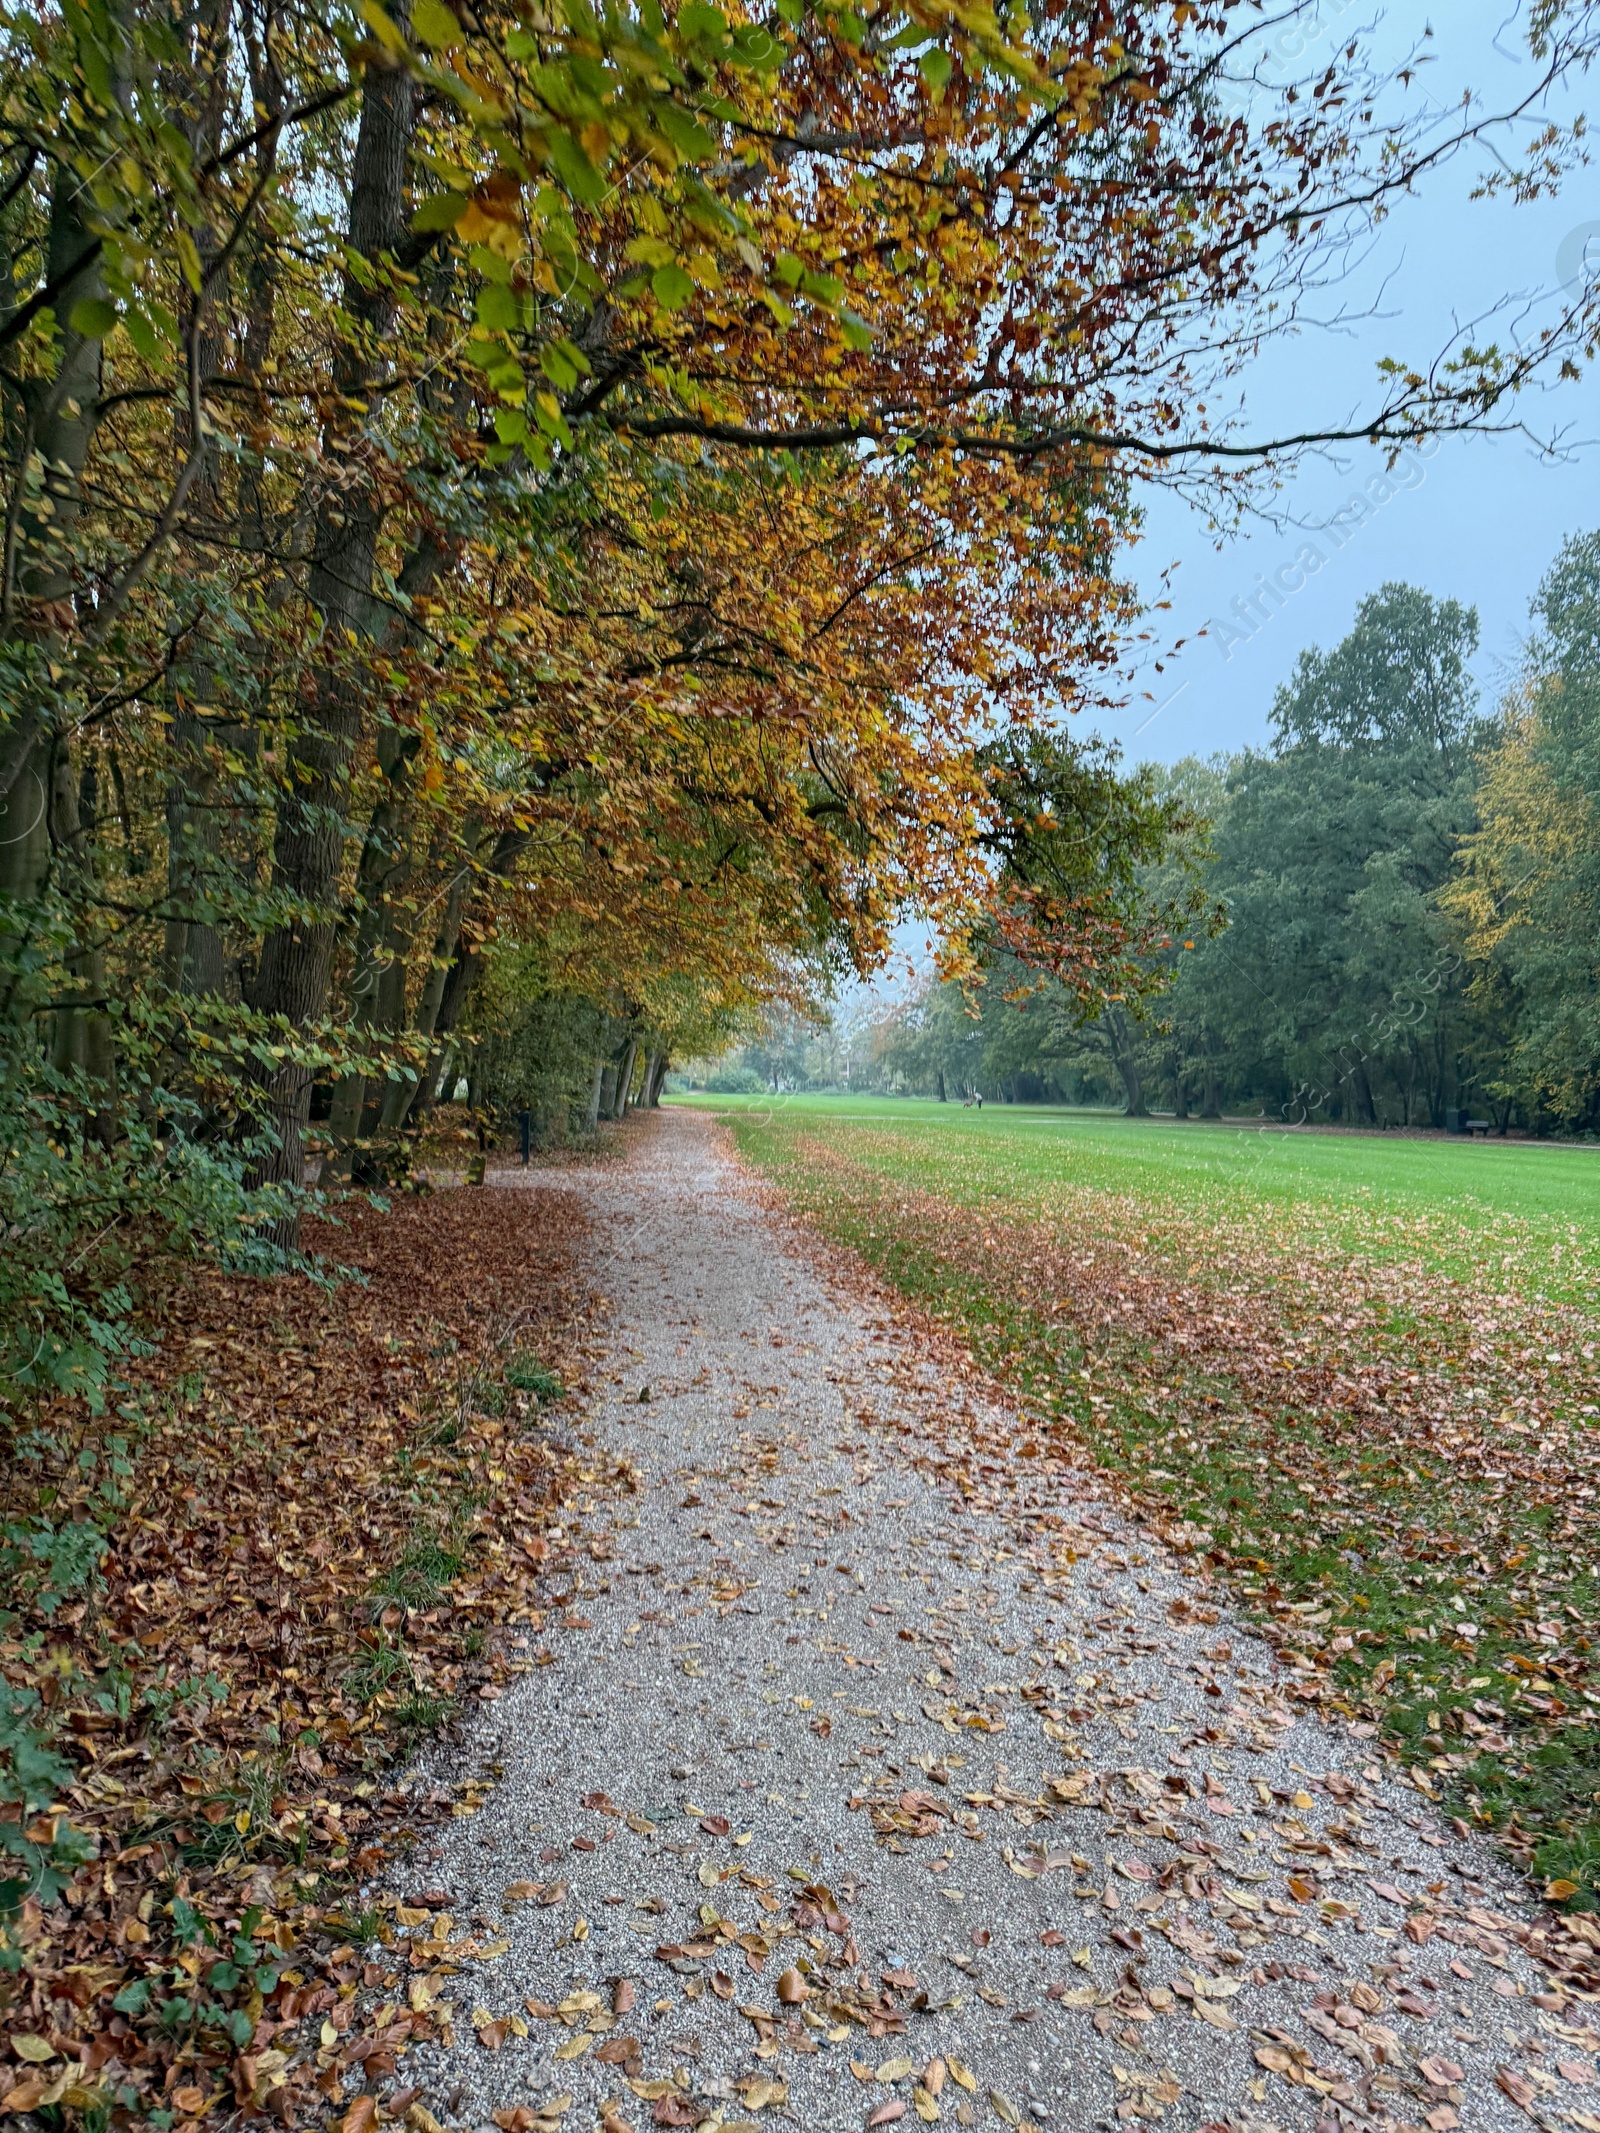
[1192,1997,1238,2033]
[10,2038,54,2065]
[946,2057,977,2093]
[357,0,408,53]
[738,2078,787,2109]
[553,2033,592,2061]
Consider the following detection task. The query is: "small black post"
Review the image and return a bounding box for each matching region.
[518,1108,532,1165]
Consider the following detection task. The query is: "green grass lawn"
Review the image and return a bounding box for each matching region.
[674,1092,1600,1308]
[675,1091,1600,1904]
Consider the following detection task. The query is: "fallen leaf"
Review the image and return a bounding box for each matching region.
[737,2077,787,2110]
[1497,2067,1537,2114]
[1420,2057,1465,2087]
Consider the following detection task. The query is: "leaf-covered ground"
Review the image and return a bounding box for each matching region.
[363,1112,1600,2133]
[0,1177,616,2129]
[703,1099,1600,1908]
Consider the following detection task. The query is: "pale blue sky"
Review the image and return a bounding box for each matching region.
[1089,0,1600,769]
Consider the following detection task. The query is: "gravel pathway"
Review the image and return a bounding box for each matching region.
[394,1110,1589,2133]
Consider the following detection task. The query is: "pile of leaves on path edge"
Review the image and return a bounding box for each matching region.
[729,1126,1600,1990]
[0,1179,625,2131]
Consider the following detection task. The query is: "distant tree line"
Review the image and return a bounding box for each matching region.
[846,537,1600,1134]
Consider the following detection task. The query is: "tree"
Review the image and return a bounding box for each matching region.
[1,0,1598,1382]
[1446,533,1600,1127]
[1180,587,1484,1126]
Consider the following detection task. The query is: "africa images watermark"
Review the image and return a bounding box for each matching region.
[1203,435,1440,666]
[1195,209,1600,673]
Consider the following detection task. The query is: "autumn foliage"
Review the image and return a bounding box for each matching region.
[3,0,1600,2120]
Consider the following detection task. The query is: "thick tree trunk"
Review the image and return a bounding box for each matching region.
[0,150,110,957]
[612,1038,638,1120]
[584,1060,605,1133]
[326,732,422,1165]
[1106,1006,1146,1117]
[246,32,415,1233]
[1355,1061,1378,1126]
[162,0,241,1005]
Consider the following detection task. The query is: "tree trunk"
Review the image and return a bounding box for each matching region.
[936,1067,947,1103]
[326,732,422,1166]
[162,0,243,1006]
[1200,1034,1222,1120]
[1106,1006,1146,1117]
[384,823,526,1132]
[597,1064,618,1120]
[612,1038,638,1119]
[1355,1061,1378,1126]
[0,154,109,894]
[245,29,416,1234]
[584,1060,605,1132]
[46,746,115,1140]
[649,1056,669,1106]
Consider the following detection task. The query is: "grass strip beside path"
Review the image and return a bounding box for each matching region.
[714,1100,1600,1908]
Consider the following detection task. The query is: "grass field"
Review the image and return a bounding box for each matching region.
[676,1092,1600,1904]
